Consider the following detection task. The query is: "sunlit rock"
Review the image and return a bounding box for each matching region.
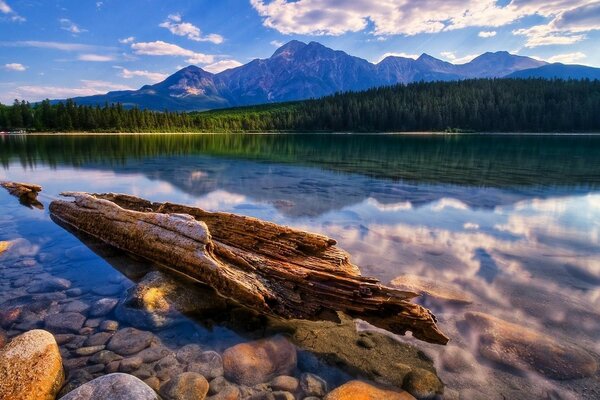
[325,380,416,400]
[59,373,159,400]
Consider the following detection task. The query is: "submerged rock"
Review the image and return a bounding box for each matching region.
[223,336,297,386]
[89,298,118,317]
[464,312,598,380]
[59,373,159,400]
[0,329,64,400]
[0,240,12,255]
[44,312,86,333]
[160,372,209,400]
[106,327,156,356]
[402,369,443,399]
[300,373,327,397]
[27,277,72,294]
[325,380,416,400]
[390,275,472,304]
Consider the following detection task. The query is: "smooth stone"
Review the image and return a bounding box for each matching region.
[27,277,72,294]
[357,335,376,349]
[209,376,234,395]
[272,392,294,400]
[82,364,105,374]
[223,336,297,386]
[44,312,86,333]
[402,369,443,399]
[144,377,161,392]
[187,351,224,380]
[64,335,87,350]
[138,345,173,363]
[300,373,327,397]
[0,329,6,349]
[62,300,90,314]
[176,344,204,364]
[131,366,154,380]
[105,361,120,373]
[89,298,118,317]
[160,372,209,400]
[66,288,83,297]
[325,380,416,400]
[390,275,473,304]
[269,375,299,393]
[0,329,64,400]
[89,350,123,365]
[0,308,21,328]
[100,319,119,331]
[464,312,598,380]
[84,332,113,347]
[63,356,90,370]
[74,345,106,356]
[439,345,477,372]
[85,318,103,328]
[107,327,155,356]
[155,354,185,380]
[207,385,241,400]
[59,373,159,400]
[59,370,93,398]
[119,356,144,373]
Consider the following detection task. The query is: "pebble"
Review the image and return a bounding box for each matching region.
[107,327,155,356]
[300,373,327,397]
[99,320,119,331]
[187,350,224,380]
[84,332,113,347]
[89,350,123,365]
[270,375,299,393]
[59,373,159,400]
[75,345,106,356]
[62,300,90,314]
[26,277,71,294]
[119,356,144,373]
[44,312,86,333]
[160,372,209,400]
[89,298,118,317]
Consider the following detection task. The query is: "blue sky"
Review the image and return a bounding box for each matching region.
[1,0,600,103]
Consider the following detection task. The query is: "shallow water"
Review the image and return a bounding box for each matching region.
[1,133,600,399]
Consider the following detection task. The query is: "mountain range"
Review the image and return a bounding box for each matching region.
[68,40,600,111]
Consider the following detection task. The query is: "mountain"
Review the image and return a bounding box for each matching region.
[65,40,594,111]
[507,63,600,80]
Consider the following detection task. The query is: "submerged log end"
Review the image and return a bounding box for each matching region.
[1,181,43,209]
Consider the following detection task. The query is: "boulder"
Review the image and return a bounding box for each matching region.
[59,373,159,400]
[325,380,416,400]
[160,372,209,400]
[270,375,299,393]
[464,312,598,380]
[107,327,156,356]
[0,329,64,400]
[223,336,297,386]
[300,373,327,397]
[402,369,443,399]
[186,350,224,380]
[44,312,86,334]
[89,298,118,317]
[27,277,72,294]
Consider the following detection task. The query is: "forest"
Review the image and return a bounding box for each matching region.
[1,78,599,133]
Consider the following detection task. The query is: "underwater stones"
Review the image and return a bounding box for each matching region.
[160,372,210,400]
[63,300,90,314]
[187,350,224,380]
[74,345,106,356]
[402,369,443,400]
[464,312,598,380]
[89,298,118,317]
[119,356,144,373]
[390,275,472,305]
[269,375,299,393]
[27,277,72,294]
[138,345,173,363]
[155,354,185,380]
[0,329,64,400]
[223,336,297,386]
[89,349,123,365]
[59,373,159,400]
[84,331,113,347]
[99,319,119,331]
[107,327,155,356]
[439,345,477,373]
[300,373,327,397]
[44,312,86,333]
[207,385,241,400]
[176,343,204,363]
[325,380,416,400]
[0,181,43,209]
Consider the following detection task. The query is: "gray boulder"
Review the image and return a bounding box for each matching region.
[59,373,159,400]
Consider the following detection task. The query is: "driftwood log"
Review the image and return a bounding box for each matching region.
[49,191,449,345]
[0,181,43,209]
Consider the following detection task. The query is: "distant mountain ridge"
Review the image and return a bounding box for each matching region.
[67,40,599,111]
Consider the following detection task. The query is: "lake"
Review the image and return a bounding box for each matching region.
[1,133,600,399]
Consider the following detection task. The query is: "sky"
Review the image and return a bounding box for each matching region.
[1,0,600,104]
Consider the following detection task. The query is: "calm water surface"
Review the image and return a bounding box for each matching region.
[1,133,600,399]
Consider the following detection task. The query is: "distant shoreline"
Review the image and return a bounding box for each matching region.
[3,131,600,136]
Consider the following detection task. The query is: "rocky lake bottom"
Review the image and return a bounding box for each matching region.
[1,133,600,399]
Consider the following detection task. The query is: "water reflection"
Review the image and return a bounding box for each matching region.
[1,134,600,399]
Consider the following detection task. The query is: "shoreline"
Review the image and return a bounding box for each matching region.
[3,131,600,136]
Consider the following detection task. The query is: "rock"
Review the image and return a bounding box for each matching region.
[223,336,297,386]
[138,345,172,363]
[27,277,72,294]
[89,298,118,317]
[64,335,86,349]
[44,312,86,333]
[89,350,123,365]
[464,312,598,380]
[100,319,119,331]
[63,356,90,370]
[59,370,93,398]
[439,346,477,373]
[300,373,327,397]
[66,288,84,297]
[0,329,6,349]
[357,335,376,349]
[119,356,144,373]
[207,385,240,400]
[59,373,159,400]
[92,284,123,296]
[187,351,224,380]
[62,300,90,314]
[0,181,43,209]
[107,327,155,356]
[131,366,154,380]
[176,344,204,363]
[85,318,102,328]
[74,345,105,356]
[0,307,21,328]
[270,376,299,393]
[0,329,64,400]
[402,369,443,399]
[144,377,161,392]
[155,354,185,380]
[272,392,294,400]
[325,380,416,400]
[390,275,472,304]
[106,361,120,373]
[84,332,113,347]
[160,372,209,400]
[0,240,11,255]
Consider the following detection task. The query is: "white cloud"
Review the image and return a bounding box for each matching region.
[116,67,168,82]
[546,51,587,64]
[440,51,478,64]
[478,30,497,38]
[159,14,224,44]
[3,41,109,52]
[4,63,26,71]
[59,18,86,34]
[270,40,284,47]
[375,52,418,63]
[250,0,600,49]
[7,80,135,102]
[202,59,243,73]
[131,40,215,64]
[0,0,24,21]
[119,36,135,44]
[78,54,114,62]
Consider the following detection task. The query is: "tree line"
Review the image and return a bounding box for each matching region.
[1,79,599,133]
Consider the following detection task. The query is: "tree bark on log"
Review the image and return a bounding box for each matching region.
[49,192,449,345]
